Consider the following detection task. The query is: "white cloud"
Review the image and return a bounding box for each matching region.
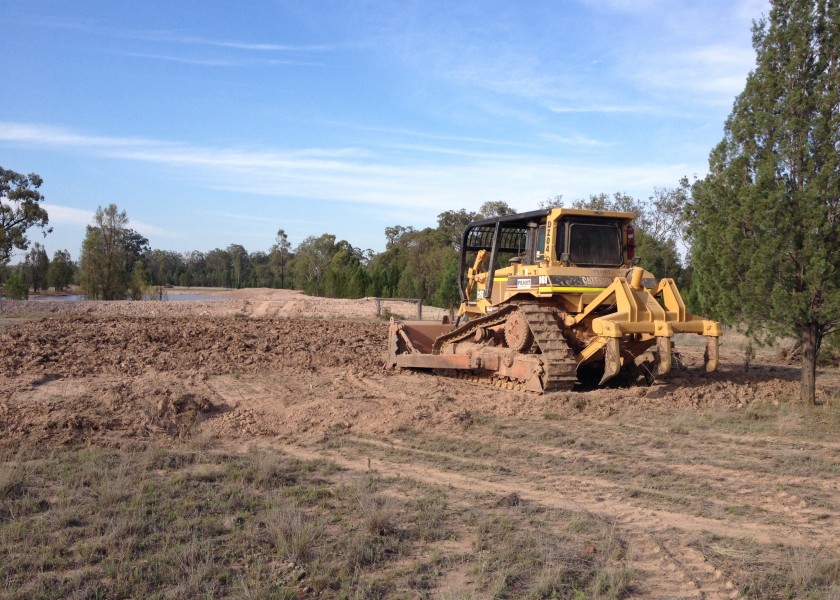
[41,204,93,226]
[41,203,179,239]
[540,132,616,148]
[1,121,697,214]
[132,32,332,53]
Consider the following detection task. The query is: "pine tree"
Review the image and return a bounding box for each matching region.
[690,0,840,403]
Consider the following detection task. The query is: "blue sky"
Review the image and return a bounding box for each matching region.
[1,0,767,261]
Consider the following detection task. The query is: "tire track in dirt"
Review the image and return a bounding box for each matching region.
[503,439,840,545]
[341,436,743,598]
[620,420,840,453]
[276,441,800,599]
[410,424,840,553]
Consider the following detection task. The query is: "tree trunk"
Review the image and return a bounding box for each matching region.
[799,322,821,404]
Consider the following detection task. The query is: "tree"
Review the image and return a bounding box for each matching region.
[79,204,148,300]
[270,229,292,288]
[205,249,232,287]
[690,0,840,404]
[437,209,480,250]
[129,260,149,300]
[227,244,249,289]
[3,268,28,300]
[478,201,517,218]
[25,242,49,293]
[384,225,414,250]
[0,167,51,263]
[292,234,337,295]
[539,195,564,209]
[47,249,75,292]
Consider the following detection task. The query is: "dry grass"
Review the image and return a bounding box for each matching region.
[0,439,628,599]
[355,477,399,535]
[265,501,324,563]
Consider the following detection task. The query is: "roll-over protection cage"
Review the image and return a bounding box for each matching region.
[458,210,551,303]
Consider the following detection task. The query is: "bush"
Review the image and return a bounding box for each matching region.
[3,270,28,300]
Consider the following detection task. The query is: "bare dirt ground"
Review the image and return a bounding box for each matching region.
[1,288,839,598]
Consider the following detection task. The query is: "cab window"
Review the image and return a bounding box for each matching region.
[568,221,623,266]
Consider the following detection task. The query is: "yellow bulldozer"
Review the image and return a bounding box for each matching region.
[385,207,721,392]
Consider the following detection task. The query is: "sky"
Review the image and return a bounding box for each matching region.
[0,0,769,261]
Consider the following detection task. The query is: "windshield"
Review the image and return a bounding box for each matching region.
[567,221,623,266]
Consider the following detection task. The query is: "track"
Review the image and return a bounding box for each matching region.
[431,298,578,391]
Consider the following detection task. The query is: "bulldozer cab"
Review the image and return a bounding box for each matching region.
[458,208,635,306]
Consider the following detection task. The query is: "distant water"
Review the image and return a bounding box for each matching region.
[167,294,228,302]
[27,294,85,302]
[21,294,228,302]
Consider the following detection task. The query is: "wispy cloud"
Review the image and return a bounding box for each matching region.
[41,204,93,226]
[2,122,696,213]
[125,53,241,67]
[577,0,664,14]
[42,203,180,239]
[540,133,616,148]
[124,52,327,68]
[548,104,656,115]
[626,43,755,102]
[132,31,332,53]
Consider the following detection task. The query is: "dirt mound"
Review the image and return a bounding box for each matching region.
[0,287,449,322]
[0,315,387,446]
[0,315,385,378]
[0,373,216,446]
[1,311,836,447]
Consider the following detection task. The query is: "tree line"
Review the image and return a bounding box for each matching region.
[1,189,690,306]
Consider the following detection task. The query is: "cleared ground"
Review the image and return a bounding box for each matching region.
[1,289,839,599]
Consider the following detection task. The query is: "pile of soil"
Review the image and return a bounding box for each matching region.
[0,295,836,447]
[0,314,385,446]
[0,315,385,377]
[0,373,216,445]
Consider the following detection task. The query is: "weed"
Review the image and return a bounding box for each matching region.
[265,500,324,563]
[775,406,803,437]
[355,477,398,535]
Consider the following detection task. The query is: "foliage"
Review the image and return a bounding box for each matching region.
[3,268,28,299]
[47,249,75,292]
[539,195,565,209]
[689,0,839,403]
[79,204,150,300]
[0,167,51,264]
[129,260,149,300]
[24,242,49,294]
[292,234,337,296]
[271,228,292,289]
[437,209,481,250]
[479,200,517,217]
[227,243,249,289]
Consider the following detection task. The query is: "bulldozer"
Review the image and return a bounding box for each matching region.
[384,207,721,392]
